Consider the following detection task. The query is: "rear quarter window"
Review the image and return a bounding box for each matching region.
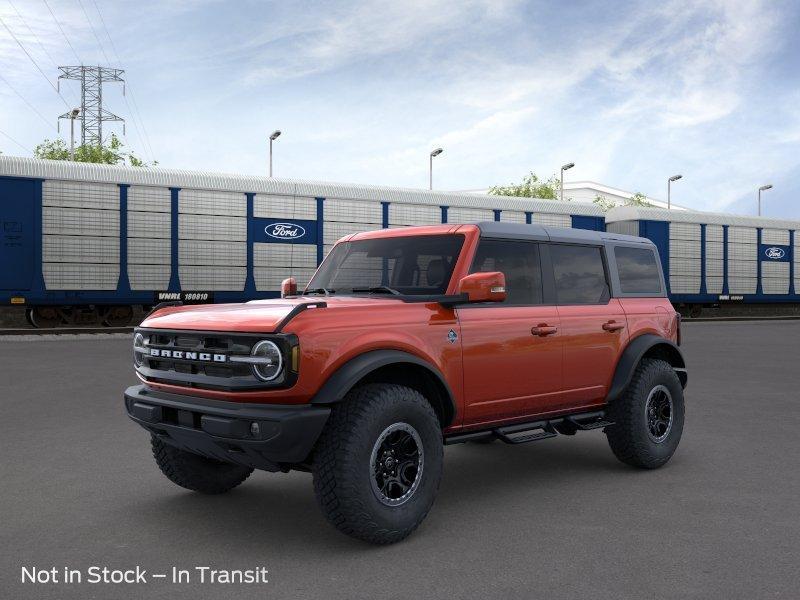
[614,246,662,294]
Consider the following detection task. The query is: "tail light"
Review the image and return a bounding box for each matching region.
[676,313,681,346]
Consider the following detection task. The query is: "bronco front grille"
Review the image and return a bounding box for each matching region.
[134,328,294,391]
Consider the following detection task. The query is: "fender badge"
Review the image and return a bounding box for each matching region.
[447,329,458,344]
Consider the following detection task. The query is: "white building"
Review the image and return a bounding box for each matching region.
[562,181,688,211]
[457,181,689,211]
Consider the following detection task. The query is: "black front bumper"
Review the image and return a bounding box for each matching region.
[124,385,330,472]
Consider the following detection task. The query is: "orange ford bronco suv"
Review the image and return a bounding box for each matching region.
[125,222,686,544]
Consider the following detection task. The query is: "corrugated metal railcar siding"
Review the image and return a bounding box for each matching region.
[388,203,442,227]
[447,207,494,223]
[127,186,171,290]
[668,222,701,294]
[178,189,247,291]
[727,226,757,294]
[42,180,120,290]
[322,198,383,256]
[532,213,572,228]
[499,210,527,224]
[605,220,639,237]
[705,225,724,294]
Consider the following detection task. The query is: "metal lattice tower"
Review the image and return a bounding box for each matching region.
[57,66,125,146]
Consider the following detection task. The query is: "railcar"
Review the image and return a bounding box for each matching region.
[0,156,605,326]
[606,206,799,317]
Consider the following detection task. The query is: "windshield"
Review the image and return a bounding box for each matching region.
[307,234,465,296]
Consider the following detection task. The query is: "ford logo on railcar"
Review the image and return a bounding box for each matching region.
[765,247,785,259]
[265,222,305,239]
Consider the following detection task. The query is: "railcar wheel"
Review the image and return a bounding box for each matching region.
[28,307,62,328]
[103,305,134,327]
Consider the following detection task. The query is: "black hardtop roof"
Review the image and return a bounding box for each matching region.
[474,221,653,246]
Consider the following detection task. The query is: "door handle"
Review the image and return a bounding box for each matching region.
[531,324,558,337]
[602,320,625,332]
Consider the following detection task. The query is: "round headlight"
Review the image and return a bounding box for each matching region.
[133,332,146,367]
[251,340,283,381]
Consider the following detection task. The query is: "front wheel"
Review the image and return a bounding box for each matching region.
[312,383,443,544]
[151,436,253,494]
[605,358,685,469]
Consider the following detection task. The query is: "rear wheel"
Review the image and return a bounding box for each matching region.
[605,358,684,469]
[312,383,443,544]
[151,436,253,494]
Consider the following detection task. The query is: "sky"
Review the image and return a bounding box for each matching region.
[1,0,799,217]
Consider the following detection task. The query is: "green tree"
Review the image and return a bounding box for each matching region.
[33,133,156,167]
[489,172,562,199]
[592,191,653,212]
[628,191,652,206]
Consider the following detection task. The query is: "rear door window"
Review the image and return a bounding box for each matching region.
[550,244,609,304]
[614,246,662,294]
[470,240,542,305]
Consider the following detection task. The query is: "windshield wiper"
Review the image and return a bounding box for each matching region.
[351,285,401,295]
[303,287,335,296]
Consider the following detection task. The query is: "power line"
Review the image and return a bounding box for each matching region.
[76,0,111,65]
[0,127,32,153]
[0,72,58,131]
[89,0,155,162]
[0,14,70,108]
[6,0,81,106]
[43,0,83,65]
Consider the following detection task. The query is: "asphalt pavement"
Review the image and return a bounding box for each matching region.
[1,321,798,600]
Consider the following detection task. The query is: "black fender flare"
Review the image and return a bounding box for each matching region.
[606,334,687,403]
[310,349,457,426]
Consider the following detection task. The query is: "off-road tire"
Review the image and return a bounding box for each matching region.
[605,358,684,469]
[151,435,253,494]
[312,383,443,544]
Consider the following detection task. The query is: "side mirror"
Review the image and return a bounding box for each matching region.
[457,271,507,303]
[281,277,298,298]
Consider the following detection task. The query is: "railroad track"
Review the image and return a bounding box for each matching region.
[0,327,134,336]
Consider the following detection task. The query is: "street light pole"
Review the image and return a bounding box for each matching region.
[69,108,80,161]
[758,184,773,216]
[269,130,281,177]
[667,174,682,209]
[429,148,443,190]
[560,162,575,201]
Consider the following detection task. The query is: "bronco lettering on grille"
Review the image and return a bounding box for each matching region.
[150,349,228,362]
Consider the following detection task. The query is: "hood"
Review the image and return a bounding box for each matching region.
[139,296,402,333]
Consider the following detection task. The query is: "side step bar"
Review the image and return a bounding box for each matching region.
[444,410,613,446]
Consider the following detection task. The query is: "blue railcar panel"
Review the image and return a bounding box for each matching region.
[790,231,796,295]
[168,188,180,292]
[315,197,324,266]
[638,220,670,294]
[252,218,318,244]
[722,225,729,295]
[571,215,604,231]
[0,177,37,291]
[756,228,763,295]
[759,243,791,261]
[244,193,256,295]
[118,184,131,294]
[700,224,707,295]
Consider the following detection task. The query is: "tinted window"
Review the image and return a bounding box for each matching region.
[614,246,662,294]
[470,240,542,305]
[308,234,464,295]
[550,244,608,304]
